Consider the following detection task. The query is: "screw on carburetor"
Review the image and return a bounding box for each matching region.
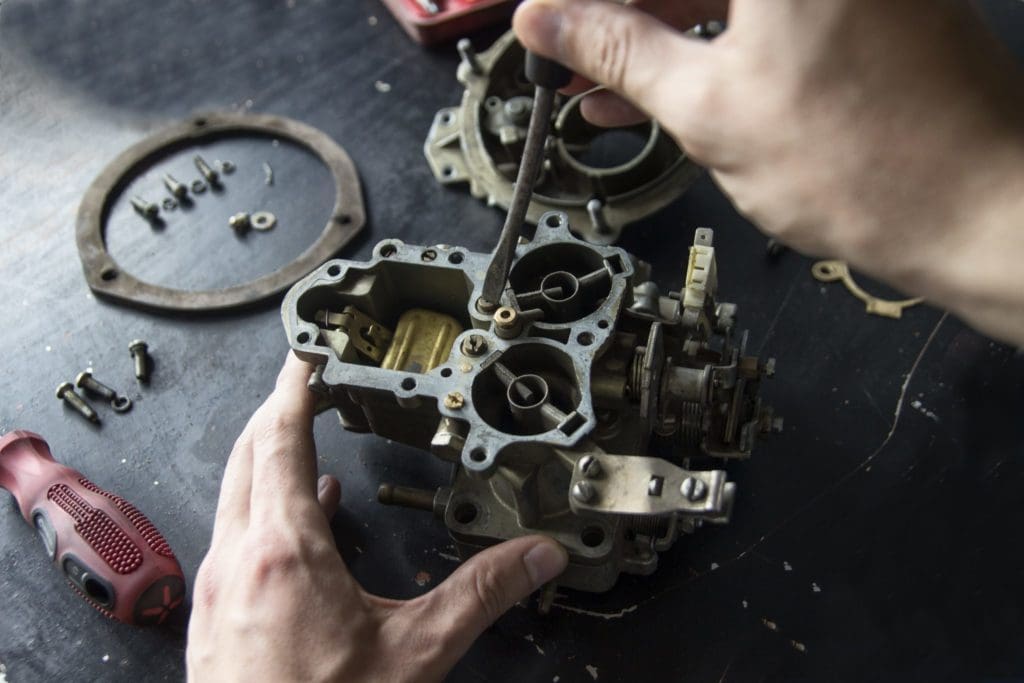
[228,212,251,235]
[56,382,100,425]
[130,196,159,220]
[129,339,151,383]
[443,392,465,410]
[194,155,219,184]
[578,455,602,478]
[680,477,707,502]
[571,481,596,504]
[493,306,521,339]
[460,334,488,357]
[163,173,188,199]
[456,38,481,75]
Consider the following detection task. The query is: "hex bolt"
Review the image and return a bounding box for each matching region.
[162,174,188,199]
[193,155,219,184]
[129,339,151,382]
[75,370,116,401]
[586,198,612,236]
[229,212,251,234]
[456,38,482,75]
[680,476,707,502]
[578,455,602,478]
[460,334,488,357]
[130,196,159,219]
[56,382,100,424]
[443,392,465,410]
[571,480,595,504]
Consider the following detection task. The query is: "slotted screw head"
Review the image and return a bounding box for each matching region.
[680,477,707,502]
[578,455,601,478]
[571,481,595,504]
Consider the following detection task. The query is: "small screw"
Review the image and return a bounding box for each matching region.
[443,392,465,410]
[56,382,100,424]
[129,339,151,383]
[571,481,595,504]
[680,477,707,502]
[217,160,235,174]
[130,196,159,219]
[163,174,188,199]
[191,179,207,194]
[578,455,601,478]
[461,334,488,357]
[229,212,251,234]
[75,370,117,401]
[194,155,219,184]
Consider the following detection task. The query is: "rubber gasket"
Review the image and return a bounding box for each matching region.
[76,112,365,312]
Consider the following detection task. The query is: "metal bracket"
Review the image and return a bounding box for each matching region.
[812,260,924,319]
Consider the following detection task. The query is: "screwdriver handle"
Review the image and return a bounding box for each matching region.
[0,430,185,626]
[525,51,572,90]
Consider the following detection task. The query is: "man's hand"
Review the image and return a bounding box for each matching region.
[186,353,568,682]
[515,0,1024,345]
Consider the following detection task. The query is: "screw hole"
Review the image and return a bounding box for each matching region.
[379,244,397,258]
[597,320,610,329]
[297,332,311,344]
[442,166,456,178]
[440,368,453,378]
[581,526,605,548]
[194,117,207,127]
[453,501,479,524]
[401,377,416,391]
[577,332,594,346]
[469,447,487,463]
[335,213,352,225]
[448,252,464,264]
[100,267,118,281]
[327,265,341,277]
[545,214,562,228]
[441,112,454,125]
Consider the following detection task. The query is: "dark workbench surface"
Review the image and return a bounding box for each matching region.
[2,2,1023,681]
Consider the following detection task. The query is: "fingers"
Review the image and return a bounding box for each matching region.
[316,474,341,520]
[248,353,321,521]
[417,536,567,666]
[514,0,715,135]
[580,89,649,128]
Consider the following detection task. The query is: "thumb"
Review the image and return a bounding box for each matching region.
[420,536,567,657]
[513,0,714,134]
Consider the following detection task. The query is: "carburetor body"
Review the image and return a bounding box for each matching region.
[282,213,777,592]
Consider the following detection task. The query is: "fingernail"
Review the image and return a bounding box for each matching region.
[317,475,329,494]
[523,540,568,587]
[517,0,564,57]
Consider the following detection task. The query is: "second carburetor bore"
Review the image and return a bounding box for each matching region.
[282,213,779,593]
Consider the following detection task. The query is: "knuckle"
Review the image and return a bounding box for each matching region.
[589,15,633,91]
[193,558,220,609]
[471,564,510,623]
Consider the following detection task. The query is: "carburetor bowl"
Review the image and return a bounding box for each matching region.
[282,213,779,593]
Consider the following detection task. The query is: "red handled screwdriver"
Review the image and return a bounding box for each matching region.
[0,430,185,626]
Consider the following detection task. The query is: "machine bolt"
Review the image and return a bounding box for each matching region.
[460,334,488,357]
[130,196,159,219]
[129,339,151,383]
[456,38,482,75]
[443,392,465,410]
[56,382,100,424]
[229,212,251,234]
[578,455,601,478]
[194,155,219,184]
[75,370,116,401]
[571,481,595,504]
[680,476,707,502]
[162,173,188,199]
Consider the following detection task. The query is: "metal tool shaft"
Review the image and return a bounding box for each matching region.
[480,85,558,308]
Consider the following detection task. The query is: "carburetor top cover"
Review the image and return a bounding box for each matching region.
[282,213,778,593]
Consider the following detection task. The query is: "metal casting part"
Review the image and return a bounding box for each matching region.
[812,260,924,319]
[283,216,778,592]
[76,112,366,312]
[424,31,702,245]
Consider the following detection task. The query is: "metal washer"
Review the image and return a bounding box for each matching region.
[251,211,277,231]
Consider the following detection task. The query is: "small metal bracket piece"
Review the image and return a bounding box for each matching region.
[812,260,924,319]
[76,112,365,312]
[316,306,394,363]
[568,453,734,521]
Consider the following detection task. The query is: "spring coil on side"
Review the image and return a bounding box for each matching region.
[678,401,704,448]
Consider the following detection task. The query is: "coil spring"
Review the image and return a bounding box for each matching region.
[626,347,645,400]
[679,401,704,448]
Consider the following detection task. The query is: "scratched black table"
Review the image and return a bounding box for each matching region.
[2,2,1023,681]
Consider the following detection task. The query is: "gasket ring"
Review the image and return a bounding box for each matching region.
[76,112,365,312]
